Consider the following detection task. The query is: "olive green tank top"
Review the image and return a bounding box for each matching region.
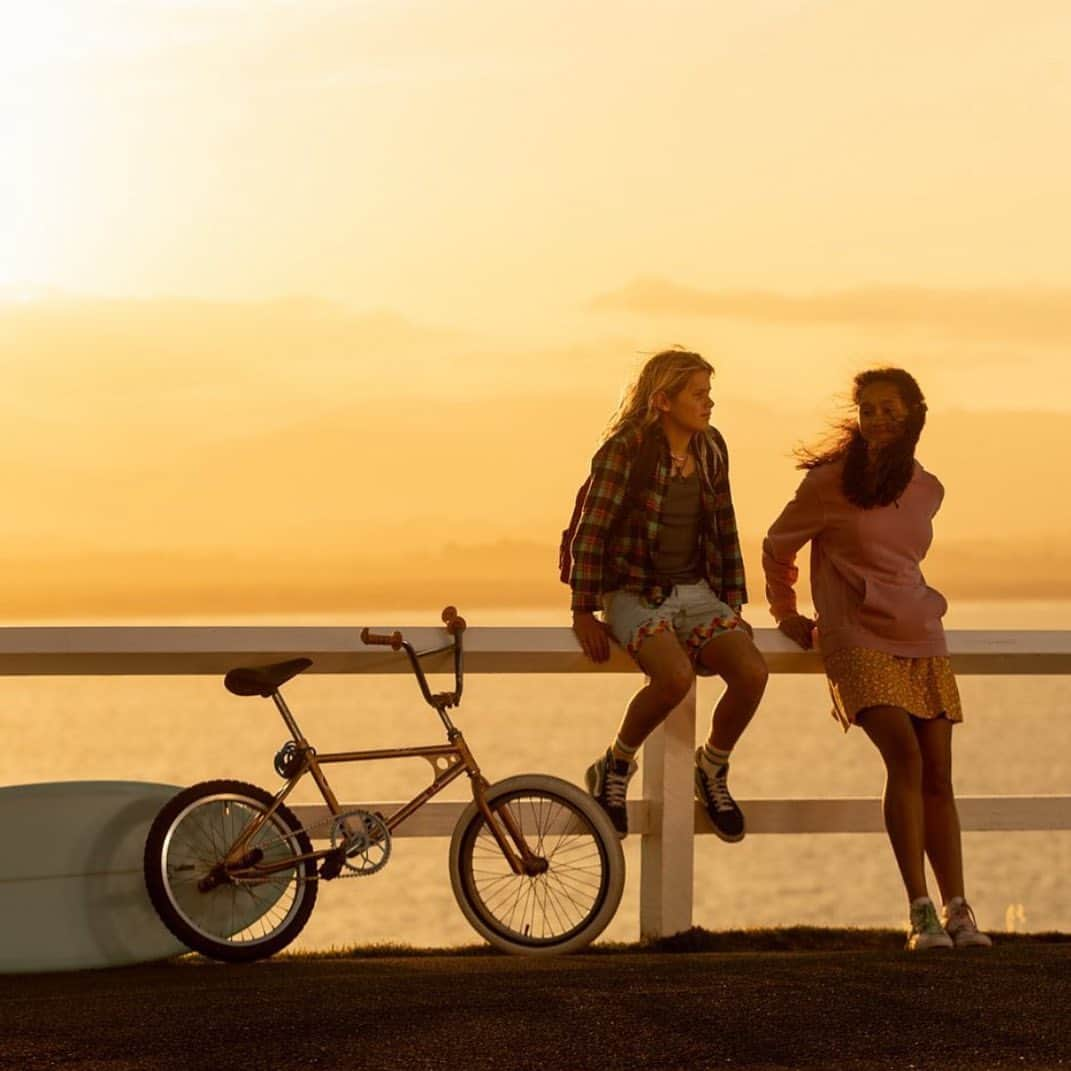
[652,472,702,585]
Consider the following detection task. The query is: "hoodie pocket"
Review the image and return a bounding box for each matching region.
[859,577,948,642]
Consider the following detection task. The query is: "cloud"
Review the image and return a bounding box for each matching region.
[589,278,1071,345]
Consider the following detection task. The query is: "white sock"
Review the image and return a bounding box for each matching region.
[611,736,638,766]
[700,743,731,771]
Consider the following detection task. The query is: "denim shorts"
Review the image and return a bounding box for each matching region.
[603,580,741,673]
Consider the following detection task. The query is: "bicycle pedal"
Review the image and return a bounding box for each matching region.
[319,848,347,881]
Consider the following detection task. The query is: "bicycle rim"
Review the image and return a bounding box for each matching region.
[160,792,308,949]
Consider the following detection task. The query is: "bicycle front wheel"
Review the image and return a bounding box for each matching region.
[144,779,318,963]
[449,774,625,955]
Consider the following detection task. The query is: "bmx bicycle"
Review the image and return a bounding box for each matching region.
[143,607,625,961]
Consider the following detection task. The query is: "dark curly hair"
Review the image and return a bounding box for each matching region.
[795,368,928,509]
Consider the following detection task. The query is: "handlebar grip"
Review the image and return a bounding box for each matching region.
[360,628,403,650]
[442,606,467,635]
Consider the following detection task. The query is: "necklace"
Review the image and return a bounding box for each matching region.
[670,450,689,477]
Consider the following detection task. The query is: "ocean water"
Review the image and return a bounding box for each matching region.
[2,600,1068,948]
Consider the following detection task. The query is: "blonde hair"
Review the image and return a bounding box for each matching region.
[603,348,715,442]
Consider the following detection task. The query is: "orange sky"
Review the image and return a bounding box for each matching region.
[2,2,1069,614]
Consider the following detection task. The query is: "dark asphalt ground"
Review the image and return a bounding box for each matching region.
[1,939,1068,1071]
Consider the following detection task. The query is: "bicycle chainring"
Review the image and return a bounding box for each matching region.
[328,810,392,876]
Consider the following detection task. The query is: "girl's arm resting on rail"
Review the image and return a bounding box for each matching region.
[572,610,612,663]
[762,471,825,624]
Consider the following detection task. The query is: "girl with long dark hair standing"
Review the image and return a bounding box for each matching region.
[763,368,991,950]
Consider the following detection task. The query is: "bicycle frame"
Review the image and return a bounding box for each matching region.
[220,623,546,883]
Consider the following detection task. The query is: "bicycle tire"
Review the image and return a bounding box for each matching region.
[449,774,625,955]
[144,779,318,963]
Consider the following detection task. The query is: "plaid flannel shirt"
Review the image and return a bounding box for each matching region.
[569,423,748,613]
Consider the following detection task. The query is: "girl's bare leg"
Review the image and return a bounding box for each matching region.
[913,716,965,904]
[695,630,769,751]
[856,705,928,902]
[616,630,696,749]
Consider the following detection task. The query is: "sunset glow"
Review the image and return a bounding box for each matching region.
[3,0,1070,615]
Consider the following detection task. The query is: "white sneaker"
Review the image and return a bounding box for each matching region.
[942,897,993,948]
[906,897,954,951]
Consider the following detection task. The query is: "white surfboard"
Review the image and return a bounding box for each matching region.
[0,781,190,973]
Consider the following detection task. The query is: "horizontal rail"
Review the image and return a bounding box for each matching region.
[1,626,1069,675]
[292,795,1071,839]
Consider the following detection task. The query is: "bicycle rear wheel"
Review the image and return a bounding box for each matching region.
[449,774,625,955]
[144,779,318,963]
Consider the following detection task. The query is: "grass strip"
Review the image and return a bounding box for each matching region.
[204,924,1069,963]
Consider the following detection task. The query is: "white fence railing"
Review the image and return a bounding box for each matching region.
[3,625,1070,939]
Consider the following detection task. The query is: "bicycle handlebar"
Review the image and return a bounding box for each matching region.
[360,628,403,650]
[361,608,465,650]
[359,607,466,713]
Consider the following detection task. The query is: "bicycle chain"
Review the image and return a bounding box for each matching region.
[229,809,393,884]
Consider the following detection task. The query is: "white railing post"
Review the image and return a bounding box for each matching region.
[639,682,697,940]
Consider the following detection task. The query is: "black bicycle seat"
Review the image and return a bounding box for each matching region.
[224,658,313,697]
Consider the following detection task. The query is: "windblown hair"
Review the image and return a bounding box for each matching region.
[796,367,928,509]
[603,348,715,442]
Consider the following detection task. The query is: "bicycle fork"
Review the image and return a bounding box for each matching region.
[459,735,548,879]
[474,781,550,877]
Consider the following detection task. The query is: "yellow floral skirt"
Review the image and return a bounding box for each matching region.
[824,648,963,733]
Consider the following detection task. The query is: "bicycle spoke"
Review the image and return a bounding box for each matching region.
[543,873,597,918]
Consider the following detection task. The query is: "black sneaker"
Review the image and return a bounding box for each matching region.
[694,749,745,842]
[585,748,636,839]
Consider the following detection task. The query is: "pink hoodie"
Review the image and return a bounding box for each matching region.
[763,459,949,658]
